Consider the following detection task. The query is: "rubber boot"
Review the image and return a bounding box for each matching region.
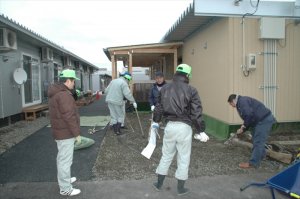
[153,174,165,191]
[116,122,122,135]
[177,180,189,196]
[112,124,118,135]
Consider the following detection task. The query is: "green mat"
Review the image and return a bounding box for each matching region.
[47,116,110,127]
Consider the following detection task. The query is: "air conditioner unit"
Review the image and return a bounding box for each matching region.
[41,47,53,62]
[64,56,71,66]
[0,28,17,51]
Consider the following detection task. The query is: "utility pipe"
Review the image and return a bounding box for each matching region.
[263,39,277,115]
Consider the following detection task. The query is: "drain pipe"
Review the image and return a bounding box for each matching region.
[263,39,277,115]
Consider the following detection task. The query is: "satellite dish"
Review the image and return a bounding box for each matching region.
[13,68,27,85]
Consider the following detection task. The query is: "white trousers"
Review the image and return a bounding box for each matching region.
[108,102,125,125]
[56,138,75,192]
[156,121,192,180]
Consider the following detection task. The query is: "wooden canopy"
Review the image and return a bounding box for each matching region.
[103,42,183,79]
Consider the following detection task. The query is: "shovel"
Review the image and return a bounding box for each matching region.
[224,131,252,145]
[224,132,237,145]
[135,107,145,138]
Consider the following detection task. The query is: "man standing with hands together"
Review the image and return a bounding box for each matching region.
[48,69,81,196]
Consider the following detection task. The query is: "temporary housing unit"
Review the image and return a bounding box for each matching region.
[104,1,300,139]
[92,68,112,92]
[0,14,98,124]
[161,2,300,139]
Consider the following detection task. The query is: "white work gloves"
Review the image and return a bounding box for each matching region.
[151,122,159,129]
[237,125,246,134]
[151,105,155,111]
[75,135,81,144]
[133,102,137,109]
[194,132,209,142]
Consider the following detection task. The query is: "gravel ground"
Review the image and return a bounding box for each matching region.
[92,112,298,181]
[0,117,49,155]
[1,112,299,181]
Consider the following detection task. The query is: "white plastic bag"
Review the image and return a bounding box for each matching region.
[141,127,157,159]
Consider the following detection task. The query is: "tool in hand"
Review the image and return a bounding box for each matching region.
[224,132,238,145]
[135,107,145,138]
[224,130,252,145]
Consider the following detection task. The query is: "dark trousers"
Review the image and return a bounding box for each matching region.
[249,114,276,167]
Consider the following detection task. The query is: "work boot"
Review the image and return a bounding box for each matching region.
[177,180,189,196]
[115,122,123,135]
[153,174,165,191]
[112,124,118,134]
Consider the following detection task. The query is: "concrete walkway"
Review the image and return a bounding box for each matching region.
[0,174,290,199]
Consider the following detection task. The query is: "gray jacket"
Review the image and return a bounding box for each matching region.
[105,77,135,105]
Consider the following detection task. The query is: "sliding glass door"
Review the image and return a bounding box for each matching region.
[22,54,41,107]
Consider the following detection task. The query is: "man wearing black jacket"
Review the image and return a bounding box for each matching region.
[228,94,276,169]
[148,71,166,111]
[152,64,208,196]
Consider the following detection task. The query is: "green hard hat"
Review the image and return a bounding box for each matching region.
[123,73,132,81]
[176,64,192,77]
[60,69,80,80]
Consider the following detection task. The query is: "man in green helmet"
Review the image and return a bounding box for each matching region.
[152,64,208,196]
[48,69,81,196]
[105,72,137,135]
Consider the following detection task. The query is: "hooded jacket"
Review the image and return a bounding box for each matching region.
[48,83,80,140]
[153,74,205,132]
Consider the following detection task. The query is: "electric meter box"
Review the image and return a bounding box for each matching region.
[247,54,256,71]
[259,17,285,39]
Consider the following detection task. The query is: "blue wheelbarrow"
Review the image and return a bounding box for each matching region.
[240,161,300,199]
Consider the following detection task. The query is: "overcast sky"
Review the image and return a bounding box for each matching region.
[0,0,193,68]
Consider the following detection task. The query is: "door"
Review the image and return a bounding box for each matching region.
[22,54,41,107]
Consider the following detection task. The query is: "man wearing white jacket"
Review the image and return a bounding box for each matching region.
[105,73,137,135]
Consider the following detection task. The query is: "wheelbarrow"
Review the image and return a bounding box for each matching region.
[240,161,300,199]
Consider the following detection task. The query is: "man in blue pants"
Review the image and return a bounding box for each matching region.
[228,94,276,169]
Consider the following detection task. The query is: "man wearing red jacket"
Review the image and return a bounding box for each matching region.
[48,69,81,196]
